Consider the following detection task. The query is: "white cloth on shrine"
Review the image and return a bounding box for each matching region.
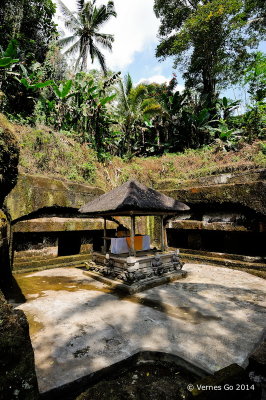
[110,235,150,254]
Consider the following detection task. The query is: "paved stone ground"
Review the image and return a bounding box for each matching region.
[15,264,266,393]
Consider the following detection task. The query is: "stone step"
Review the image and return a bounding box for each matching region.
[180,252,266,271]
[179,248,266,263]
[13,253,91,269]
[14,253,57,263]
[14,262,86,274]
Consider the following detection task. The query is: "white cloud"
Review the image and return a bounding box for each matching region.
[137,75,185,92]
[137,75,171,85]
[55,0,160,70]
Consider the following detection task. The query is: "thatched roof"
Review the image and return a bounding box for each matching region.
[79,180,189,216]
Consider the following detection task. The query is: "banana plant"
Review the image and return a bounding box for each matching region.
[215,97,240,120]
[50,80,76,129]
[207,119,243,150]
[0,40,20,92]
[19,64,54,90]
[0,40,19,68]
[66,72,119,158]
[51,80,74,100]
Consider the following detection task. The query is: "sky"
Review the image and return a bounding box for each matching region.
[55,0,265,103]
[55,0,184,89]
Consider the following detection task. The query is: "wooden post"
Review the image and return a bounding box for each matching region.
[103,217,107,253]
[133,215,136,236]
[130,214,136,256]
[161,215,165,252]
[164,218,168,249]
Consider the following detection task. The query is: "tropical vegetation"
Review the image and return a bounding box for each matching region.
[0,0,265,165]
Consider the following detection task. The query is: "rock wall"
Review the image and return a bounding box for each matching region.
[0,291,39,400]
[161,169,266,256]
[0,115,39,399]
[4,174,114,259]
[0,210,12,289]
[0,114,19,206]
[0,114,19,289]
[6,173,104,222]
[161,169,266,216]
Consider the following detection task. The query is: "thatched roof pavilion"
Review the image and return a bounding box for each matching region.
[79,180,189,216]
[79,180,189,256]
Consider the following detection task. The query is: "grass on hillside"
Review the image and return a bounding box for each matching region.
[1,114,266,189]
[97,143,266,190]
[5,119,98,184]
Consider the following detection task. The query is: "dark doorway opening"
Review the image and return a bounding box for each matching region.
[167,229,266,256]
[58,232,81,256]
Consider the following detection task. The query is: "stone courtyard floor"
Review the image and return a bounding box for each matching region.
[14,264,266,394]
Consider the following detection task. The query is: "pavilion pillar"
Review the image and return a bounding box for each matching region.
[161,215,166,252]
[103,217,107,253]
[130,215,136,256]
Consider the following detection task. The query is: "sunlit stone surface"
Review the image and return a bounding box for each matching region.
[15,264,266,393]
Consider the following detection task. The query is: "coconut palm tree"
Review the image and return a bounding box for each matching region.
[58,0,117,74]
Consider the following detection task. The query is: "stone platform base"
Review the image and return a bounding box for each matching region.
[85,249,186,293]
[84,268,187,294]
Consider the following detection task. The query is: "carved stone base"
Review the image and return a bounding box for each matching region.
[84,269,187,295]
[84,250,186,293]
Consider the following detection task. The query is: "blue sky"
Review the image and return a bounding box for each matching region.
[56,0,265,103]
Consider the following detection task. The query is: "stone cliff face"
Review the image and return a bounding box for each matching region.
[0,114,19,207]
[161,169,266,256]
[161,169,266,216]
[5,168,265,260]
[5,173,108,262]
[0,114,19,289]
[0,210,12,287]
[6,173,104,222]
[0,115,39,399]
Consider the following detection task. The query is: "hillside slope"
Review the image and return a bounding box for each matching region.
[1,114,266,190]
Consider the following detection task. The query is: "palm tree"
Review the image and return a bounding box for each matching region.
[58,0,117,74]
[117,74,163,154]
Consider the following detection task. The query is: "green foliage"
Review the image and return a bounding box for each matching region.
[0,1,265,163]
[0,0,57,115]
[94,141,266,191]
[253,148,266,167]
[81,162,96,182]
[243,52,266,102]
[259,142,266,155]
[241,52,266,140]
[207,120,243,151]
[2,113,265,190]
[215,97,240,120]
[0,40,19,68]
[0,40,21,113]
[154,0,265,107]
[30,70,121,159]
[243,102,266,140]
[0,40,20,99]
[52,80,73,99]
[0,0,57,64]
[114,74,165,157]
[19,64,54,90]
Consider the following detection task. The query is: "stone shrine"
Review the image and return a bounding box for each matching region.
[79,180,189,292]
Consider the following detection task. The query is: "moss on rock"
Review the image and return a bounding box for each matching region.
[162,181,266,215]
[6,173,104,221]
[0,207,13,291]
[0,114,19,207]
